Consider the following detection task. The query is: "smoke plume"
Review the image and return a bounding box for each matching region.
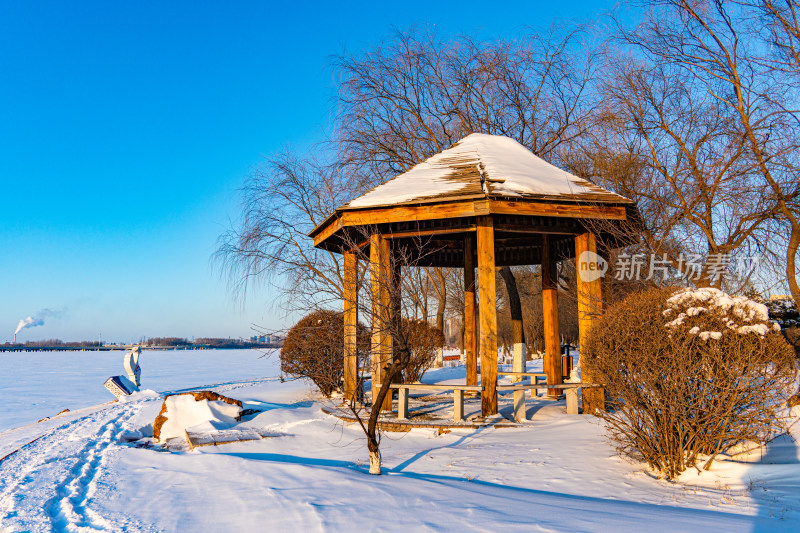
[14,308,62,335]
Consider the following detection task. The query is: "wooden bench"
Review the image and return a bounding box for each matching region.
[387,383,484,422]
[498,371,547,378]
[498,371,547,386]
[498,372,549,406]
[497,381,601,419]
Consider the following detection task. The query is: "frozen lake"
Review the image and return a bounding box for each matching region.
[0,348,278,432]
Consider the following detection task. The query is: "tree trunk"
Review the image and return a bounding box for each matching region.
[788,225,800,304]
[368,449,381,475]
[499,266,525,347]
[435,268,447,338]
[366,375,393,476]
[421,270,429,321]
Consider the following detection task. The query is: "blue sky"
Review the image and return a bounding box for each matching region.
[0,0,614,343]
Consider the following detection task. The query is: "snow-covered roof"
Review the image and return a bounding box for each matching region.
[344,133,631,209]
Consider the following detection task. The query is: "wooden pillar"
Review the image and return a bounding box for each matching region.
[370,233,393,411]
[391,256,402,385]
[464,236,477,388]
[474,294,480,360]
[575,232,604,413]
[343,249,358,403]
[541,235,562,398]
[477,216,498,416]
[398,387,409,419]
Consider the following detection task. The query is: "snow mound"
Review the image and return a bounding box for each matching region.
[117,388,159,403]
[153,392,243,442]
[663,287,780,339]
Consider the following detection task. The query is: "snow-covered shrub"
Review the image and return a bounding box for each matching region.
[281,310,369,397]
[583,287,796,479]
[400,319,444,383]
[663,287,781,339]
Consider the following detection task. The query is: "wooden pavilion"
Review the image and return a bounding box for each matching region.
[310,133,635,417]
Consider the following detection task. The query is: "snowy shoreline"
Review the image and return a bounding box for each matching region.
[1,351,799,531]
[0,349,277,432]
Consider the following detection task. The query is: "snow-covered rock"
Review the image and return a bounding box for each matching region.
[152,391,243,442]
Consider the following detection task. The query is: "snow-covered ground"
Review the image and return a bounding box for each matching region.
[1,349,799,531]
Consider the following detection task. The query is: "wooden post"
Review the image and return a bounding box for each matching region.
[541,235,562,398]
[512,279,526,419]
[534,375,546,397]
[370,233,393,412]
[398,387,408,419]
[513,388,526,422]
[464,236,477,388]
[566,388,579,415]
[391,257,403,386]
[576,232,604,413]
[477,216,498,416]
[343,249,358,403]
[454,389,464,422]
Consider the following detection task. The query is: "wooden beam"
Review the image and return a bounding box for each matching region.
[370,233,393,411]
[489,200,627,220]
[477,215,498,416]
[384,225,476,240]
[575,232,604,413]
[541,235,562,398]
[464,236,477,388]
[341,201,628,228]
[494,225,578,236]
[313,200,630,248]
[342,202,480,228]
[312,216,344,247]
[343,249,358,403]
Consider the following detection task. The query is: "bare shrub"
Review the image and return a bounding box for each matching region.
[280,310,368,397]
[400,319,444,383]
[584,287,797,479]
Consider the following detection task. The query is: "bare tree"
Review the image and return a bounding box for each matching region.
[334,25,601,347]
[431,267,448,336]
[603,0,800,298]
[573,57,776,289]
[753,0,800,71]
[219,25,612,349]
[216,150,364,311]
[338,229,445,474]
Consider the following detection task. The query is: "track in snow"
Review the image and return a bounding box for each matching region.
[46,405,137,532]
[0,376,278,532]
[0,402,140,532]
